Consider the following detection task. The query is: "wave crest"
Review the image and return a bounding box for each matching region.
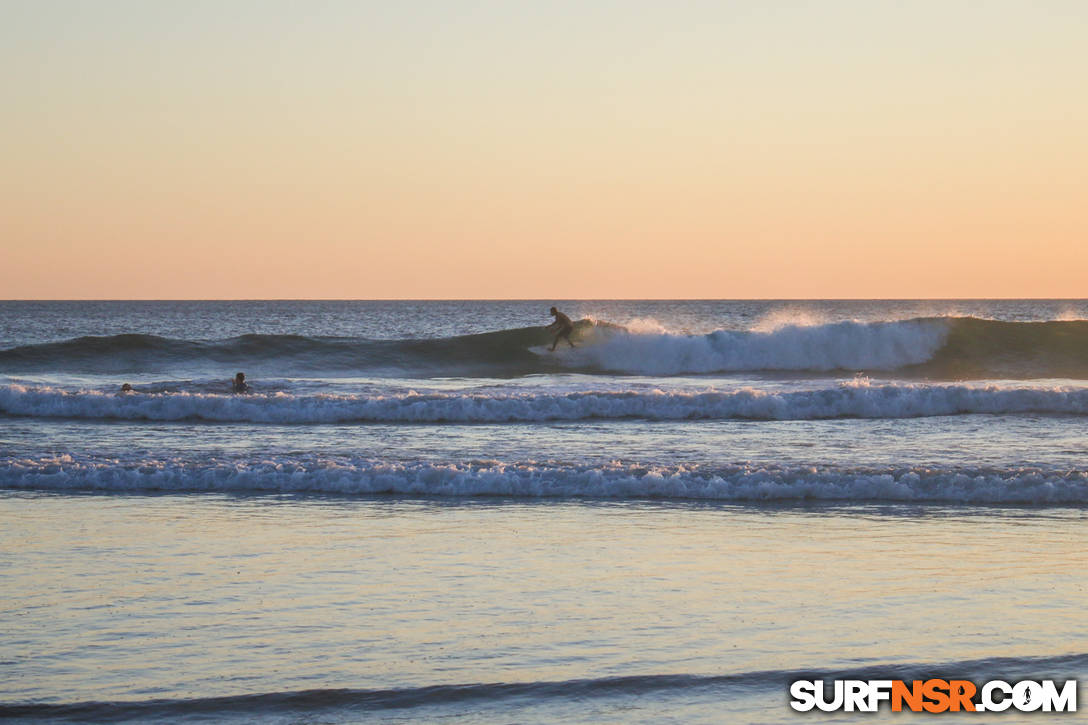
[2,382,1087,423]
[4,455,1086,504]
[568,319,947,374]
[1,317,1086,378]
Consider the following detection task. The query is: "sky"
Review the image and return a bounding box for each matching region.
[1,0,1086,299]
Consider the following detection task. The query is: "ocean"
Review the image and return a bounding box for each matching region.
[1,299,1086,723]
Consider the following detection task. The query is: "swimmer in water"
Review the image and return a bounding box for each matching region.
[120,383,134,393]
[232,372,249,393]
[546,307,576,351]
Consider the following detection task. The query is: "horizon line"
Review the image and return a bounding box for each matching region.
[2,297,1087,303]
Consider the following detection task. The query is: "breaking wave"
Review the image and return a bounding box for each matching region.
[567,317,1088,377]
[3,455,1087,504]
[0,317,1085,379]
[1,382,1086,423]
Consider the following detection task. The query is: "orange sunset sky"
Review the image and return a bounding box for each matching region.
[2,1,1085,299]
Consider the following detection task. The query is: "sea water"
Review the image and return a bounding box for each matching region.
[1,300,1086,722]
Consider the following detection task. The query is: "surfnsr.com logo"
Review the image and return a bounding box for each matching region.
[789,679,1077,713]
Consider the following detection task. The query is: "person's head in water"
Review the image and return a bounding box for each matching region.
[120,383,133,393]
[233,372,248,393]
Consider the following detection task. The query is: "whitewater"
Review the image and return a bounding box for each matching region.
[3,300,1087,724]
[3,300,1086,507]
[4,381,1088,424]
[7,454,1088,504]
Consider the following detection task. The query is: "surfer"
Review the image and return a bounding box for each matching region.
[547,307,576,351]
[232,372,249,394]
[120,383,134,394]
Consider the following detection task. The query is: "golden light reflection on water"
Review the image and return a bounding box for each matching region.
[2,494,1085,706]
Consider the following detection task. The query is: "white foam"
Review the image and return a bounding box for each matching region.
[2,382,1086,424]
[3,455,1086,504]
[574,319,949,375]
